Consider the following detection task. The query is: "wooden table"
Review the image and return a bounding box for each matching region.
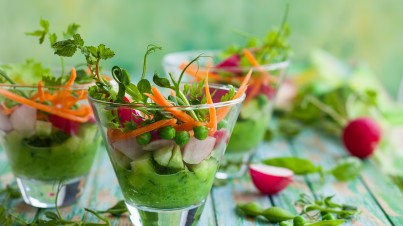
[1,129,402,225]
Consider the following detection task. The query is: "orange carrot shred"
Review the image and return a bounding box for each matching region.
[108,118,177,142]
[243,49,277,83]
[38,81,45,102]
[150,87,195,123]
[205,70,217,134]
[216,68,252,121]
[0,88,90,123]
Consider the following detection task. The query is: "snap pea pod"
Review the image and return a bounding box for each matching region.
[262,207,295,222]
[305,219,345,226]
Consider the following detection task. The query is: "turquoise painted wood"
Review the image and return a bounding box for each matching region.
[0,128,402,225]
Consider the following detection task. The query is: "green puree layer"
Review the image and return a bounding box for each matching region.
[226,115,269,152]
[226,95,271,152]
[3,124,100,181]
[114,153,218,209]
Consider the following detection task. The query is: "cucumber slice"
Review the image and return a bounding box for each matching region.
[188,157,218,179]
[153,145,174,167]
[36,121,52,136]
[167,145,184,170]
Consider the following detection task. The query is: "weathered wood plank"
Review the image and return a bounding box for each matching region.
[291,130,394,225]
[212,176,272,226]
[360,159,403,225]
[253,138,314,215]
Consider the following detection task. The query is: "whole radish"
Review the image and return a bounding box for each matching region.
[342,117,381,159]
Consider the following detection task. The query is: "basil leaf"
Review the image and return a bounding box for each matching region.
[263,157,321,175]
[330,157,362,181]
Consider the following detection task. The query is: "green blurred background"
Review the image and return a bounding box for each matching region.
[1,0,402,97]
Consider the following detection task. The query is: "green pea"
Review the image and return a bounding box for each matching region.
[159,126,176,140]
[175,131,190,145]
[262,207,295,223]
[193,126,209,140]
[293,215,306,226]
[322,213,335,221]
[217,120,228,129]
[136,132,151,145]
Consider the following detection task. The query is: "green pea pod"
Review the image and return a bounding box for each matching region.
[236,202,264,217]
[262,207,295,223]
[306,219,345,226]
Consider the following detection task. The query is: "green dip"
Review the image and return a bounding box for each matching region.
[226,95,271,153]
[2,123,100,181]
[112,152,218,209]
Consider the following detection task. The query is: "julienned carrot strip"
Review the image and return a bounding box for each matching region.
[150,87,195,123]
[108,118,177,142]
[145,92,193,123]
[245,77,262,103]
[0,88,90,123]
[216,69,252,121]
[66,68,77,87]
[205,71,217,134]
[179,63,222,81]
[243,49,277,83]
[38,81,45,102]
[174,121,205,131]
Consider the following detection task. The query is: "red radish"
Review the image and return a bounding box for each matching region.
[342,117,381,159]
[10,105,37,136]
[117,97,143,126]
[249,164,293,195]
[216,54,240,69]
[49,114,81,135]
[183,136,216,164]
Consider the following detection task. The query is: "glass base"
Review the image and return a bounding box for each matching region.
[16,176,86,208]
[215,149,255,179]
[127,201,205,226]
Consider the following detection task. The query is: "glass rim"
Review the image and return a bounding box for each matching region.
[87,83,246,110]
[0,83,94,90]
[163,49,290,71]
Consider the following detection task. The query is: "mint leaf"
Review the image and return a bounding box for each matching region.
[98,44,115,60]
[73,33,84,47]
[52,39,78,57]
[63,23,80,39]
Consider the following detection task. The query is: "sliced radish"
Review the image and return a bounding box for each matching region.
[49,114,81,135]
[111,138,144,160]
[183,136,216,164]
[0,113,12,132]
[249,164,293,195]
[143,139,175,151]
[342,117,381,159]
[10,105,36,136]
